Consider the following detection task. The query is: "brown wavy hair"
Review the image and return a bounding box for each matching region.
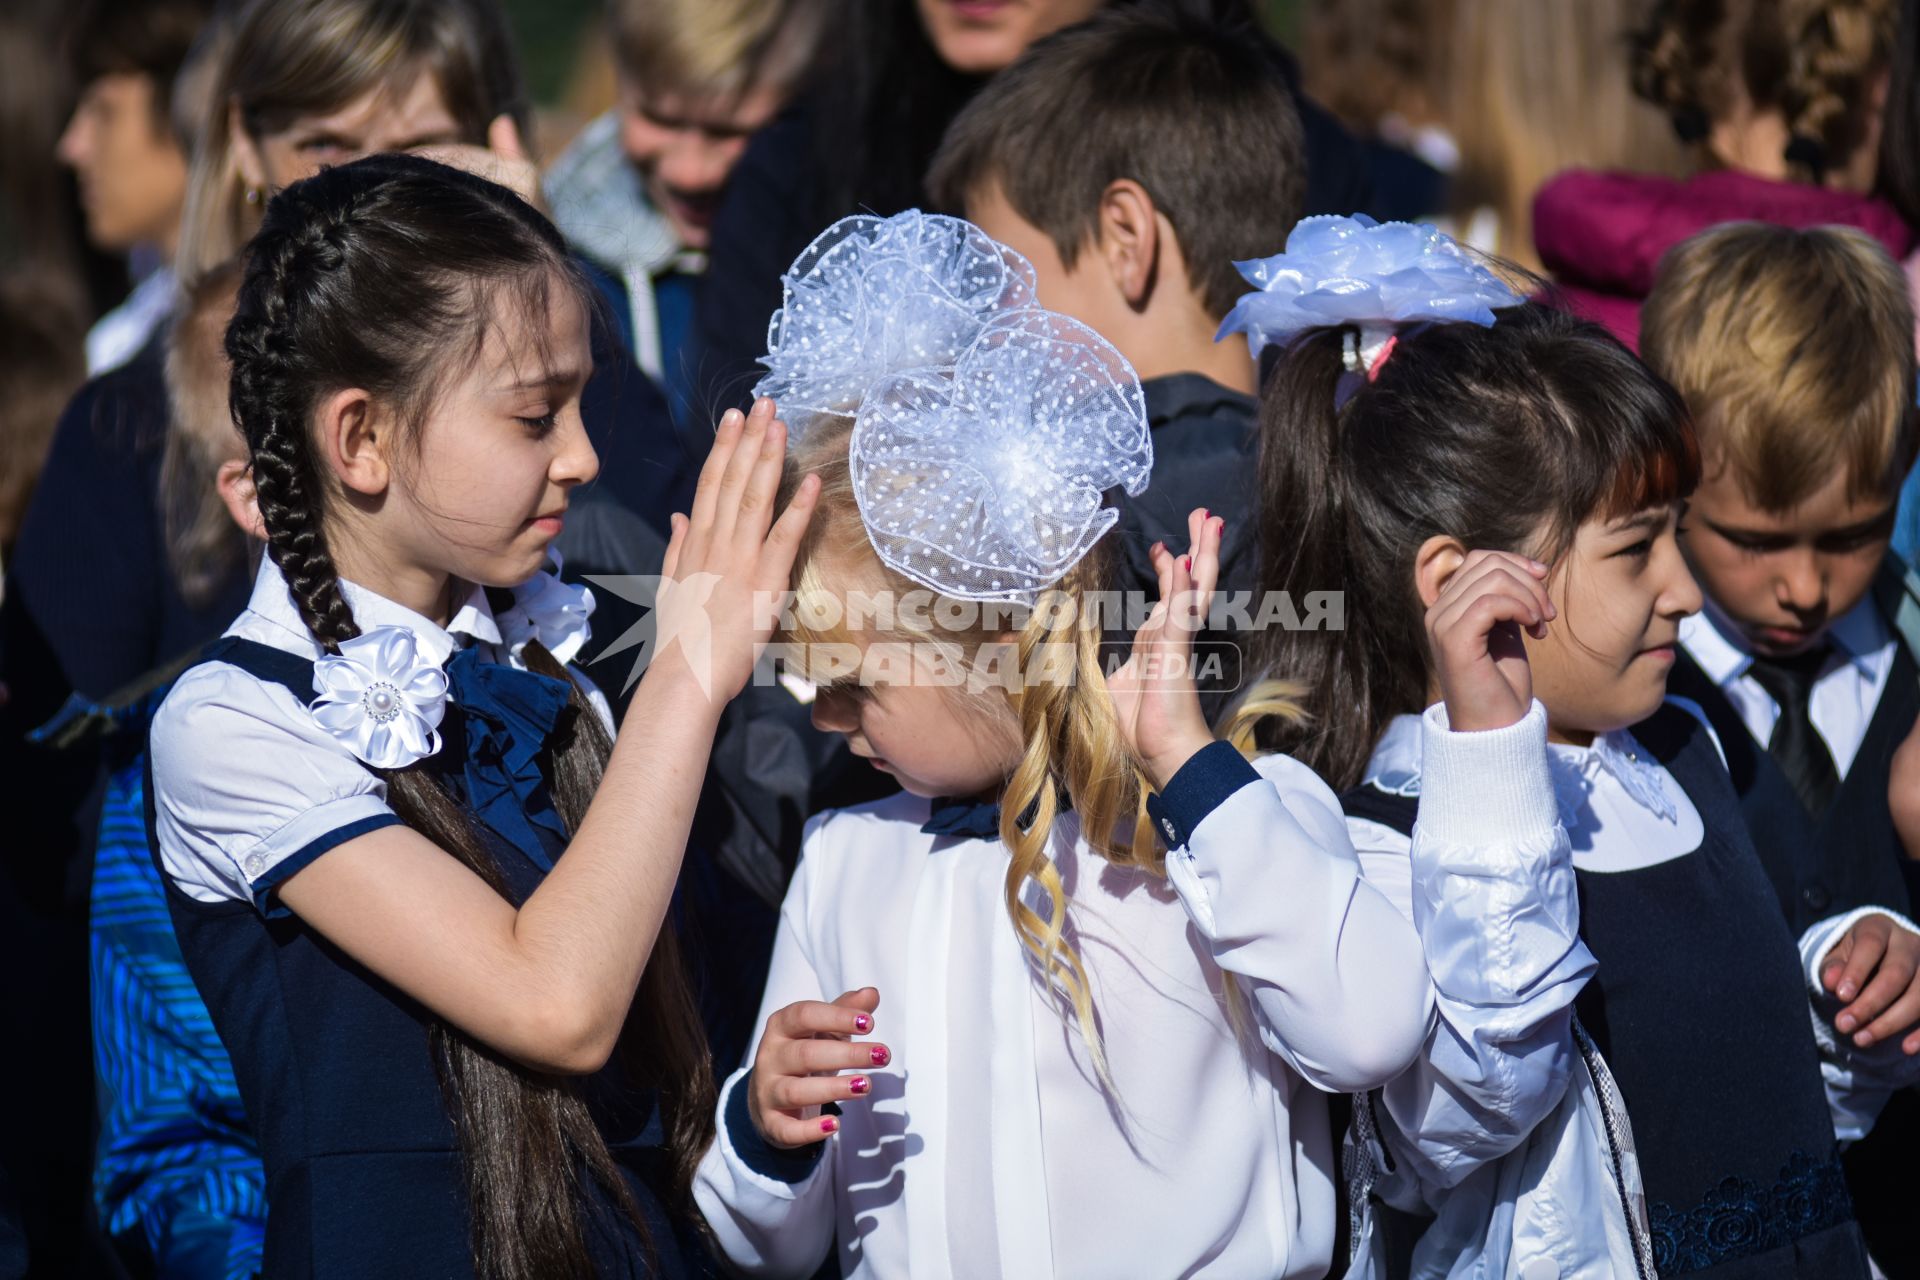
[223,153,713,1280]
[1632,0,1897,182]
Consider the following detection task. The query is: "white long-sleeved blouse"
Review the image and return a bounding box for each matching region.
[693,745,1436,1280]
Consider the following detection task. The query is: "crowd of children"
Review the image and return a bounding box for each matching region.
[7,1,1920,1278]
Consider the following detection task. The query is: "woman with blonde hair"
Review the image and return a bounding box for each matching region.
[1445,0,1688,271]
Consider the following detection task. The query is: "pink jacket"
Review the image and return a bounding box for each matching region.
[1533,168,1915,351]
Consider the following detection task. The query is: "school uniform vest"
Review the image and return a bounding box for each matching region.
[1667,562,1920,1278]
[147,636,696,1279]
[1665,642,1918,934]
[1342,704,1869,1279]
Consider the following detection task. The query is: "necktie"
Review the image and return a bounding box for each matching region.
[1745,645,1840,817]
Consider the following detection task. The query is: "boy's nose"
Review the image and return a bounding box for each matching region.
[1774,552,1825,614]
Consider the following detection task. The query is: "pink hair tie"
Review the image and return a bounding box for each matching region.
[1366,334,1398,382]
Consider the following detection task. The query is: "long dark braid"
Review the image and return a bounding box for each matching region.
[225,154,715,1280]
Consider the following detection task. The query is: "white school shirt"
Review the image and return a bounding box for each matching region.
[1678,597,1896,777]
[151,553,609,909]
[693,749,1439,1280]
[1349,704,1920,1196]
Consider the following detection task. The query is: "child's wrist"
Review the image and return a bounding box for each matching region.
[1145,729,1217,792]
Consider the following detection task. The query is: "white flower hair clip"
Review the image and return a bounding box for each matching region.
[1216,213,1525,359]
[496,551,595,667]
[753,211,1038,438]
[309,627,450,769]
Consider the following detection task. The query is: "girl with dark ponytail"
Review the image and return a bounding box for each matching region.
[1227,216,1911,1280]
[147,152,820,1278]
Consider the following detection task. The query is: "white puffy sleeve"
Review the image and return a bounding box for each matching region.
[1364,701,1597,1191]
[1158,741,1434,1092]
[692,813,840,1279]
[149,661,400,915]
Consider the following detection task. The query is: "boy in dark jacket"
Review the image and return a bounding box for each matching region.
[926,3,1306,714]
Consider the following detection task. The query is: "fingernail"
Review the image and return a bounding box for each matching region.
[1841,982,1857,1000]
[1838,1013,1856,1031]
[1200,508,1209,520]
[849,1075,870,1095]
[854,1014,872,1033]
[870,1046,890,1066]
[1857,1030,1875,1047]
[821,1116,839,1134]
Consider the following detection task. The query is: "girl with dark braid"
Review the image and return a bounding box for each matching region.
[146,152,819,1279]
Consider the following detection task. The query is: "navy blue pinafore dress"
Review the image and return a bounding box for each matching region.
[147,636,706,1278]
[1571,705,1869,1278]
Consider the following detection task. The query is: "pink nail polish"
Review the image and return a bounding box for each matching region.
[1182,556,1192,573]
[854,1014,872,1033]
[870,1046,890,1067]
[821,1116,839,1134]
[849,1075,870,1095]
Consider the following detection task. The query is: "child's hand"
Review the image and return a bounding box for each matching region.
[652,398,820,703]
[748,987,888,1148]
[1890,716,1920,861]
[1426,550,1554,733]
[1821,914,1920,1055]
[1109,507,1222,790]
[412,115,543,209]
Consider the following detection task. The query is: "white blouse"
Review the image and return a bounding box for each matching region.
[151,553,606,912]
[693,748,1438,1280]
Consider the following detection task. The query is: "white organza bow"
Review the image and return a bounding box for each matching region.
[754,210,1152,603]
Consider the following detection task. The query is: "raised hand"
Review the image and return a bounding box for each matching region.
[411,114,543,209]
[1426,550,1554,733]
[749,988,889,1148]
[650,398,819,705]
[1108,507,1223,790]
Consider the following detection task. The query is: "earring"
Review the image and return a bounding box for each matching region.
[244,186,262,205]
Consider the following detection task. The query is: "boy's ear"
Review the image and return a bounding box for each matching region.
[1095,179,1160,310]
[315,387,392,498]
[1413,535,1470,610]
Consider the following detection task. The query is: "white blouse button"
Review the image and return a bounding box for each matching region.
[1159,816,1178,843]
[243,852,266,880]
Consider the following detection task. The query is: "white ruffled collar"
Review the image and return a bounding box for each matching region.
[1546,730,1677,824]
[297,553,595,769]
[1364,713,1677,824]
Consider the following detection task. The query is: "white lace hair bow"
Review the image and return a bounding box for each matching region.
[754,210,1153,602]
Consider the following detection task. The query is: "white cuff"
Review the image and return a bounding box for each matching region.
[1803,905,1920,993]
[1416,700,1557,848]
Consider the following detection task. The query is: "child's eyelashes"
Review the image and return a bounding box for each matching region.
[516,412,558,437]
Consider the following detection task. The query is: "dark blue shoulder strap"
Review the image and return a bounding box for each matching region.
[1338,781,1419,838]
[198,634,319,707]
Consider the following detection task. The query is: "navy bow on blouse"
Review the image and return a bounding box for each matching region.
[441,647,574,870]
